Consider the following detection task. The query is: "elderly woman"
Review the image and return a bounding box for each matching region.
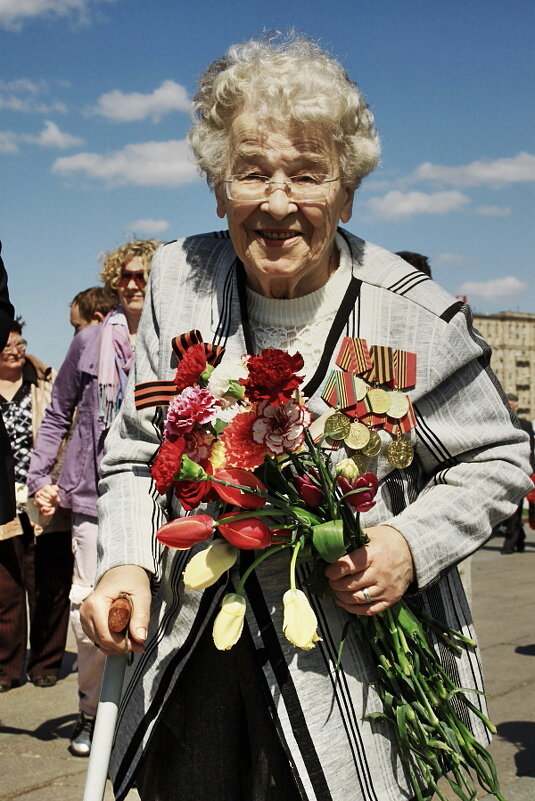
[81,36,531,801]
[27,238,159,756]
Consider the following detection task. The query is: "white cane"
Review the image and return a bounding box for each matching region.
[82,595,132,801]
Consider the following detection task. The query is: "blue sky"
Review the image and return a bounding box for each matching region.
[2,0,534,368]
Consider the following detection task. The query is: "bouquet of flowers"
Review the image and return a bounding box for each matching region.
[143,334,506,801]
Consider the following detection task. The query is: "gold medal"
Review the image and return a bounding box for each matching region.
[350,452,368,475]
[353,376,367,401]
[344,422,371,450]
[324,411,351,440]
[361,429,382,457]
[387,390,410,419]
[367,387,391,414]
[386,438,414,469]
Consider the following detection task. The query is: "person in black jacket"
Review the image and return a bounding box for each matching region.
[0,242,16,525]
[501,392,535,553]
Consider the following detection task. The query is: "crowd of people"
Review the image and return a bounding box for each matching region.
[0,237,159,759]
[0,31,534,801]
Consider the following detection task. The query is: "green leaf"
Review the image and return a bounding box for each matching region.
[312,519,347,563]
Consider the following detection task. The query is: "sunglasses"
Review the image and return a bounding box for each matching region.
[117,270,147,290]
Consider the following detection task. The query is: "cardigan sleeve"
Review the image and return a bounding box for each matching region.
[382,304,532,590]
[27,333,84,495]
[96,246,169,580]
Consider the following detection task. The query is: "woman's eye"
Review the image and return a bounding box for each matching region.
[237,173,267,183]
[292,174,320,185]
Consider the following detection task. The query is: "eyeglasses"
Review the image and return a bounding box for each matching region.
[2,340,27,355]
[117,270,147,290]
[224,174,340,203]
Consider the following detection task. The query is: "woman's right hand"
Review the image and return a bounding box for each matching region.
[80,565,152,656]
[34,483,61,516]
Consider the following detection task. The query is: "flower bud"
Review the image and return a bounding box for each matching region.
[156,514,214,549]
[212,593,246,650]
[217,513,272,550]
[183,540,238,590]
[294,474,324,507]
[213,468,267,509]
[178,455,208,482]
[282,589,322,650]
[335,458,360,482]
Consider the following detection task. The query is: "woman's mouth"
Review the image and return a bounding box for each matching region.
[258,230,300,242]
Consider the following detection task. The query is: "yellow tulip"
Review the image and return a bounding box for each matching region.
[334,457,360,481]
[183,540,238,590]
[282,589,322,650]
[212,593,246,650]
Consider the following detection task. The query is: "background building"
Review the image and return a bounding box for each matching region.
[473,311,535,419]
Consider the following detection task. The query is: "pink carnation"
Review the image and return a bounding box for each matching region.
[164,386,220,438]
[252,400,311,456]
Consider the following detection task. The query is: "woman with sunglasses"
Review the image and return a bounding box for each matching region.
[27,238,159,756]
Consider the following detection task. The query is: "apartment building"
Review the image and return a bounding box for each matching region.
[473,311,535,419]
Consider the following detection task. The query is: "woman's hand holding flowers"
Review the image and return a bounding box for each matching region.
[325,525,414,616]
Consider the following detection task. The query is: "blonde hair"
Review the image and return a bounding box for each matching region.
[99,239,161,291]
[188,32,380,189]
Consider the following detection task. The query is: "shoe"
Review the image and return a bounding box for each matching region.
[501,547,514,555]
[0,680,14,693]
[69,712,96,757]
[32,675,57,688]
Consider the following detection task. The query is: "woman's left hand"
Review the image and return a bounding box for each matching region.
[324,525,415,615]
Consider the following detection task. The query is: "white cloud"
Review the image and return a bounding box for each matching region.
[127,219,170,235]
[91,80,190,122]
[474,205,512,217]
[457,276,528,301]
[0,77,67,113]
[24,120,84,148]
[367,190,470,221]
[1,121,83,152]
[411,152,535,188]
[0,0,114,31]
[0,131,19,153]
[52,139,199,187]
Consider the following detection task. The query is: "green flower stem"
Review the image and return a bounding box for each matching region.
[235,543,290,595]
[289,539,302,591]
[304,430,338,519]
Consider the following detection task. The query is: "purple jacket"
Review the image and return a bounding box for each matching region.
[27,324,107,516]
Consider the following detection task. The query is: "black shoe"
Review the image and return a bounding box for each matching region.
[69,712,96,757]
[501,547,515,554]
[31,675,57,688]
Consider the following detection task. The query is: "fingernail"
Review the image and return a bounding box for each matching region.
[136,627,147,641]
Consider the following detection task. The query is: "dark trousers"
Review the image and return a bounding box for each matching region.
[502,503,525,553]
[0,516,73,684]
[136,621,301,801]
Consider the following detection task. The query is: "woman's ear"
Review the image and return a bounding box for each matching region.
[340,187,355,224]
[215,186,227,219]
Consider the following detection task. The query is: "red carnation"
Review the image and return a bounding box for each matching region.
[174,344,207,392]
[151,437,185,495]
[241,349,305,405]
[220,411,268,470]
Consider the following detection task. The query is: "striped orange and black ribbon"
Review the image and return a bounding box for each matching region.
[391,349,417,389]
[335,337,373,374]
[171,329,225,367]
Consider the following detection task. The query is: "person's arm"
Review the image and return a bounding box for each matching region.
[26,332,85,496]
[327,306,532,613]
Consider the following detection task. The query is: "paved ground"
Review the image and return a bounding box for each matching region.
[1,530,534,801]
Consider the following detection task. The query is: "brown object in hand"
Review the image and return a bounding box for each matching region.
[108,594,132,633]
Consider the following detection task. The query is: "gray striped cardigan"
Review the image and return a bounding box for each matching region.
[97,229,531,801]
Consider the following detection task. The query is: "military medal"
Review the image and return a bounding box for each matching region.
[324,411,350,440]
[344,421,370,450]
[350,452,368,475]
[361,429,382,457]
[386,438,414,469]
[387,390,410,419]
[367,387,391,414]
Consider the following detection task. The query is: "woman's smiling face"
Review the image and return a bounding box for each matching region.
[216,114,355,299]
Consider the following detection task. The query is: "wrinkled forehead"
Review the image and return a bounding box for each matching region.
[227,113,337,169]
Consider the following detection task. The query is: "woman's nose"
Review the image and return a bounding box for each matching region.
[260,184,298,219]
